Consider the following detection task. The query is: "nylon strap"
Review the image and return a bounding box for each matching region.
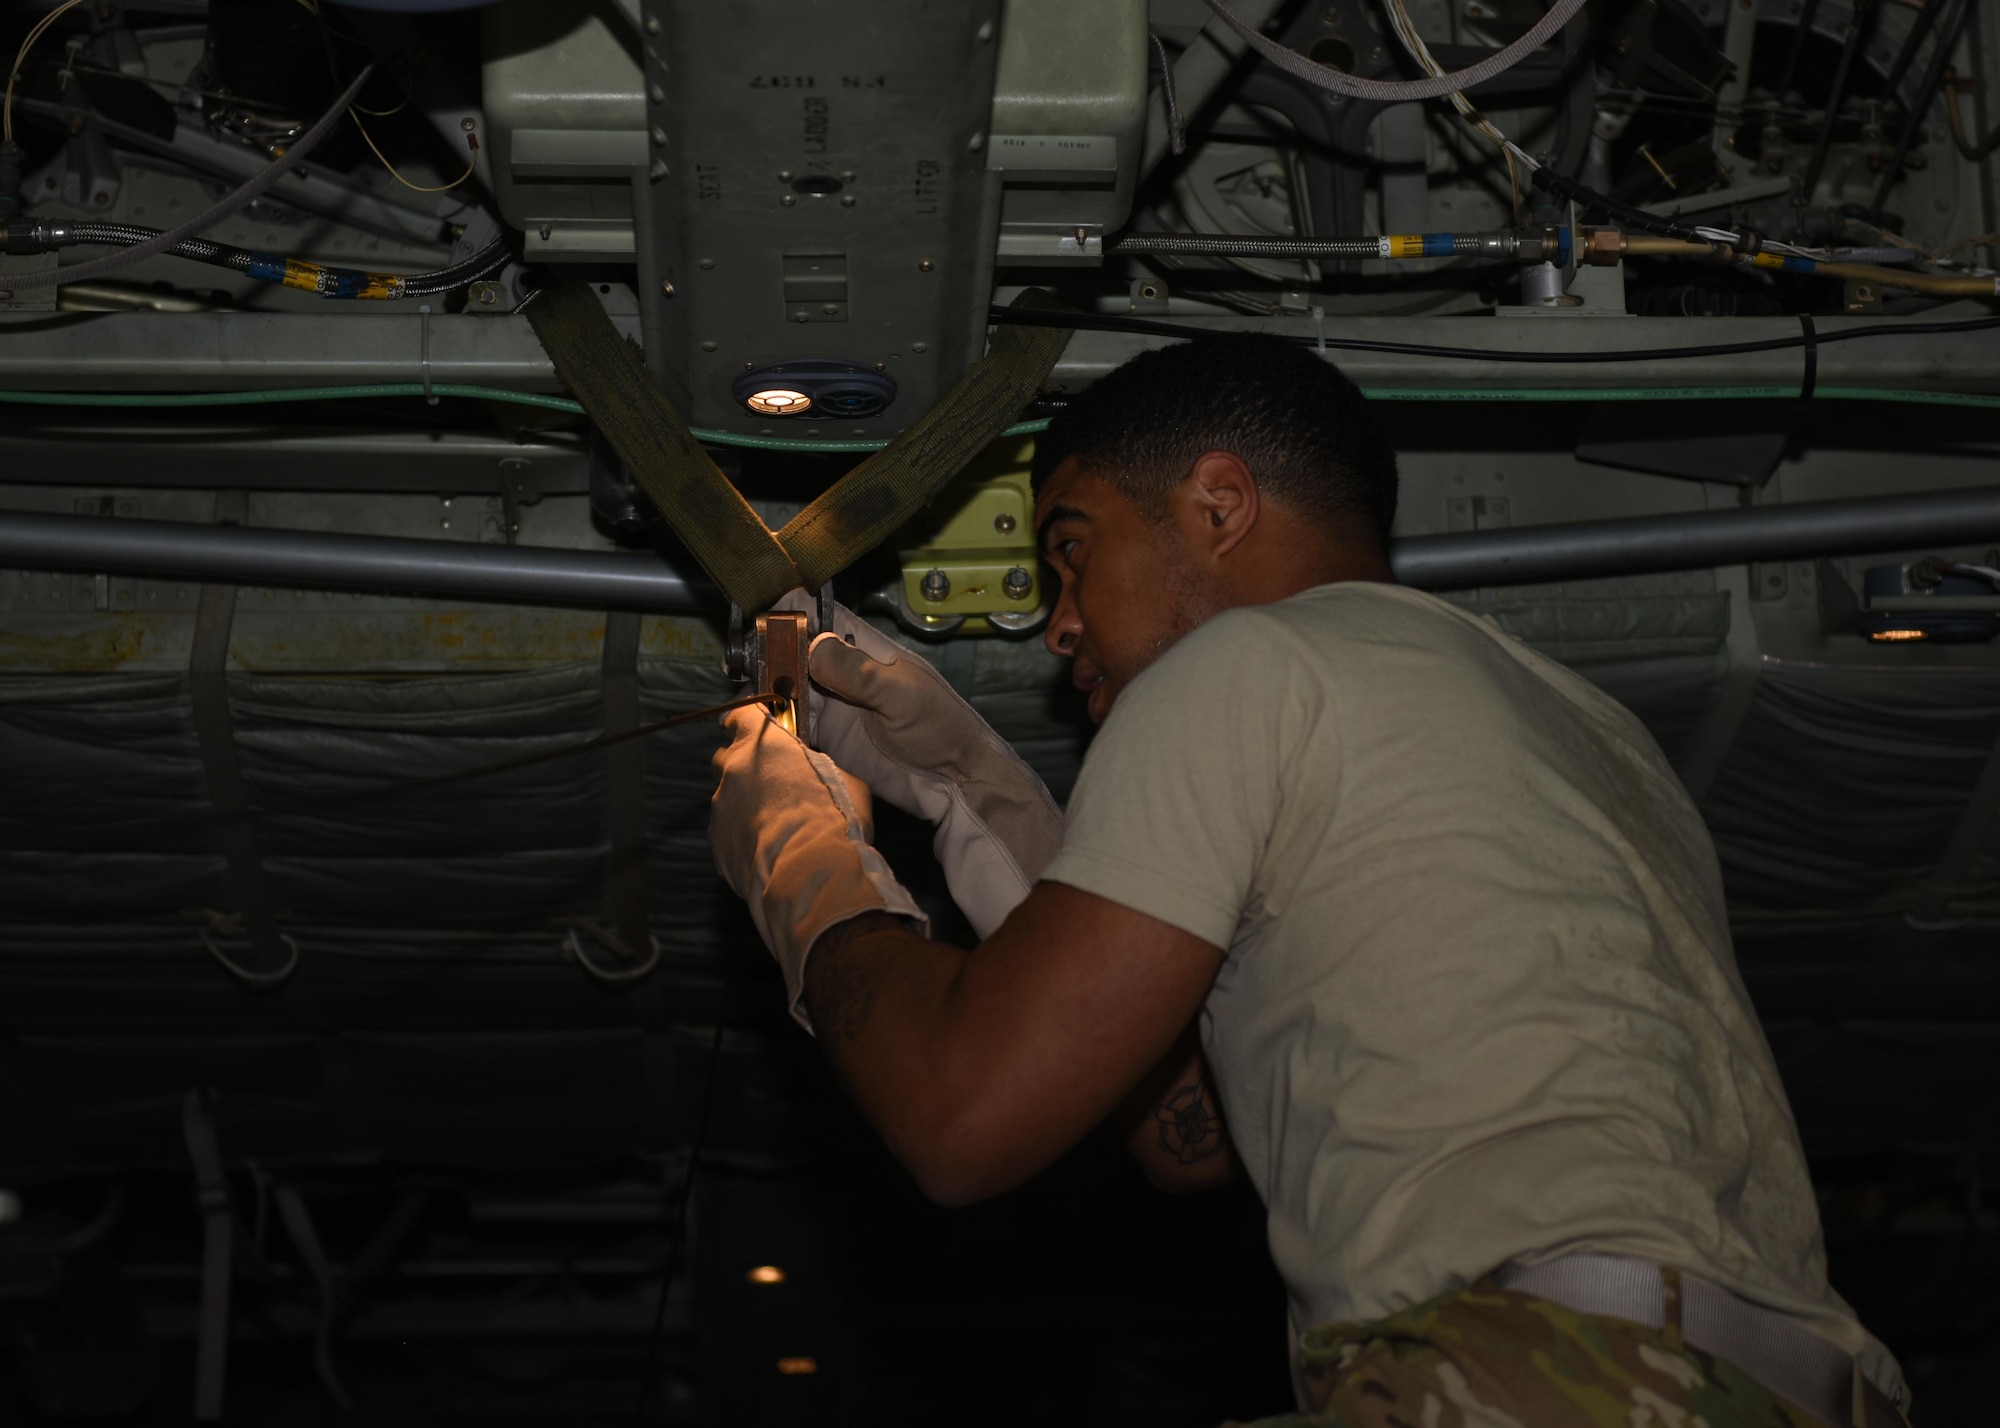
[183,1088,233,1422]
[525,283,802,610]
[776,290,1074,594]
[528,285,1074,610]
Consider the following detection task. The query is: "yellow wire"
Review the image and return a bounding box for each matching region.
[348,109,474,193]
[5,0,87,145]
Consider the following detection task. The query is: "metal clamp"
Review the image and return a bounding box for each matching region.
[723,590,833,744]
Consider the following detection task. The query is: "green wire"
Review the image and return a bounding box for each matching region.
[0,383,1995,453]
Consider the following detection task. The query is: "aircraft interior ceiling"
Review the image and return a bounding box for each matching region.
[0,0,1995,1422]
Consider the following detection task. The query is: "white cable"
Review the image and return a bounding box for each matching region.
[1383,0,1540,180]
[1204,0,1587,105]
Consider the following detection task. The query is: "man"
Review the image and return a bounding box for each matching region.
[708,334,1909,1426]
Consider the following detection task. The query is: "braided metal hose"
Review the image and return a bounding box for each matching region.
[1110,230,1543,260]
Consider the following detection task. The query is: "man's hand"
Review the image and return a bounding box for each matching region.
[708,703,927,1031]
[805,603,1063,939]
[799,880,1225,1206]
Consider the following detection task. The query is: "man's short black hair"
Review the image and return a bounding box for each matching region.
[1031,333,1398,542]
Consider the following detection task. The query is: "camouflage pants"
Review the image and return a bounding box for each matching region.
[1246,1278,1831,1428]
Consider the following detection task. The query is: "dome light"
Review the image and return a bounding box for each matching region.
[745,388,812,416]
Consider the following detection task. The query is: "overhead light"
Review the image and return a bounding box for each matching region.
[775,1356,818,1376]
[745,388,811,416]
[1867,628,1928,643]
[746,1264,787,1285]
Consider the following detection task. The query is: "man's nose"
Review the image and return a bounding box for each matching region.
[1044,583,1081,657]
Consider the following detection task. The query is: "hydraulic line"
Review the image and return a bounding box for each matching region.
[1606,234,2000,296]
[0,219,510,299]
[0,61,379,295]
[1110,230,1548,260]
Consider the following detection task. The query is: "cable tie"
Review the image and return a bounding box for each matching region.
[1797,313,1818,403]
[418,302,435,406]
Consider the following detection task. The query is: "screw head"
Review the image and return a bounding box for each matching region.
[993,513,1017,534]
[660,279,676,297]
[1003,566,1033,600]
[840,194,856,207]
[920,568,951,603]
[460,116,477,132]
[918,259,934,272]
[911,341,928,353]
[781,194,796,207]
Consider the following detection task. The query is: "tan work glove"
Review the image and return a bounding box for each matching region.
[709,703,928,1033]
[806,604,1064,940]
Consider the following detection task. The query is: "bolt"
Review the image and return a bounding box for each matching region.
[822,303,839,315]
[919,259,934,271]
[1075,226,1088,244]
[920,569,951,603]
[476,286,498,305]
[993,512,1017,534]
[793,309,810,322]
[460,116,477,133]
[661,279,676,297]
[875,361,886,371]
[538,224,552,240]
[1003,566,1033,600]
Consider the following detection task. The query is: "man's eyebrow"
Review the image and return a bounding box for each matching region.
[1036,503,1090,554]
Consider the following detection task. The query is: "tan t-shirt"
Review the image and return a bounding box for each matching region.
[1042,582,1901,1403]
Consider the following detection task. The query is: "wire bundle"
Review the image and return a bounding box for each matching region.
[2,220,511,299]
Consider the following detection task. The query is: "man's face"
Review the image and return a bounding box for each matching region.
[1036,459,1219,725]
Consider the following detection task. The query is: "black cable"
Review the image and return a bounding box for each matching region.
[0,692,782,851]
[1777,0,1824,100]
[988,303,2000,363]
[632,978,730,1426]
[1529,167,1699,240]
[1797,313,1819,402]
[1882,0,1949,97]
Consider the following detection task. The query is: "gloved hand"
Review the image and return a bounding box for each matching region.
[804,602,1064,940]
[709,702,928,1033]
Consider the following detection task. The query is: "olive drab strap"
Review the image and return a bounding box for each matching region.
[525,282,803,611]
[526,284,1072,608]
[775,290,1075,594]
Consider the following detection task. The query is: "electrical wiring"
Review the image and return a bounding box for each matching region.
[1382,0,1538,211]
[1611,234,2000,297]
[4,0,86,144]
[0,60,377,294]
[1949,562,2000,587]
[1944,73,2000,161]
[3,220,510,298]
[290,0,475,195]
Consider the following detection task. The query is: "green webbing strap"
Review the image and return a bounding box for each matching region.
[528,284,1074,609]
[774,290,1076,595]
[525,283,802,611]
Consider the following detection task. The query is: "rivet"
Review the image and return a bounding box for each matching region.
[701,340,718,351]
[644,14,660,32]
[661,279,676,297]
[911,341,928,353]
[649,83,666,104]
[840,194,855,206]
[650,125,668,146]
[919,259,934,271]
[976,20,994,42]
[699,258,715,269]
[993,513,1017,534]
[967,133,984,152]
[781,194,796,207]
[778,169,794,181]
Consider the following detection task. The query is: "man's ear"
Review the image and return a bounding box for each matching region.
[1179,450,1260,560]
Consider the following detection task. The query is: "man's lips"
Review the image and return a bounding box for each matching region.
[1071,659,1106,696]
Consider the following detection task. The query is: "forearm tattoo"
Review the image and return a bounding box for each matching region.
[804,912,912,1044]
[1155,1075,1226,1164]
